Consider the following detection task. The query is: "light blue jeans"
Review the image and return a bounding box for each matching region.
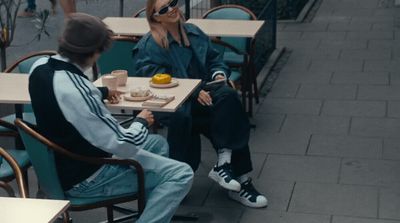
[65,135,193,223]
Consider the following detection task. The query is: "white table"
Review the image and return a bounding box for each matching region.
[94,77,201,112]
[0,197,70,223]
[103,17,264,38]
[0,73,30,105]
[103,17,150,36]
[0,73,200,113]
[187,19,264,38]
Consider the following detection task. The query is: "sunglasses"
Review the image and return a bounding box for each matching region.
[153,0,179,16]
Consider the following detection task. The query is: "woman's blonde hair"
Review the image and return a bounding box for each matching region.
[146,0,190,48]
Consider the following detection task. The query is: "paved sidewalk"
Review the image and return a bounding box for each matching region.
[2,0,400,222]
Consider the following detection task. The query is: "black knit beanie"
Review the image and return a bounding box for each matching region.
[59,13,113,53]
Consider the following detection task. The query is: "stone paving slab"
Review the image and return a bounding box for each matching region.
[368,40,400,49]
[358,86,400,100]
[388,101,400,118]
[289,49,341,60]
[364,59,400,72]
[319,39,368,50]
[332,216,400,223]
[308,134,382,159]
[281,115,350,135]
[331,71,389,85]
[350,117,400,138]
[300,31,347,40]
[289,182,378,218]
[267,82,300,98]
[260,154,341,183]
[249,132,311,155]
[328,22,372,31]
[379,188,400,220]
[297,84,357,100]
[383,138,400,160]
[340,49,392,60]
[340,158,400,186]
[275,71,332,84]
[346,31,394,40]
[258,98,322,115]
[321,100,386,117]
[310,59,364,72]
[241,210,331,223]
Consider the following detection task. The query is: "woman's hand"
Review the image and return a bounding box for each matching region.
[198,90,212,106]
[107,90,123,104]
[137,109,154,126]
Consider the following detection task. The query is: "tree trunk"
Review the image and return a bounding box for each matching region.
[0,46,6,72]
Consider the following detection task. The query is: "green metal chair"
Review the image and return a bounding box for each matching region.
[0,51,57,138]
[15,118,145,223]
[94,36,139,78]
[0,146,30,198]
[202,4,258,116]
[132,7,146,18]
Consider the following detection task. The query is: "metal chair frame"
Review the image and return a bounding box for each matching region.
[15,119,145,223]
[202,4,259,116]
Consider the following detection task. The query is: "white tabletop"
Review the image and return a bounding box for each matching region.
[94,77,201,112]
[0,197,70,223]
[0,73,200,113]
[103,17,150,36]
[0,73,30,104]
[187,19,265,38]
[103,17,264,38]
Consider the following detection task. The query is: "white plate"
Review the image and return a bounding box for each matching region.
[149,78,179,88]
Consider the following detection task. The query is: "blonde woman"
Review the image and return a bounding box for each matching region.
[134,0,267,208]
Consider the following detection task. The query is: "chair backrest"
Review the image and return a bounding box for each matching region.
[202,4,256,53]
[133,7,146,18]
[15,119,66,200]
[4,51,57,113]
[96,36,139,77]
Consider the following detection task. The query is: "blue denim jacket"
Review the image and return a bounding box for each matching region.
[133,23,230,82]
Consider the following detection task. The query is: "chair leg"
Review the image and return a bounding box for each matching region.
[63,212,72,223]
[252,66,259,104]
[107,206,114,223]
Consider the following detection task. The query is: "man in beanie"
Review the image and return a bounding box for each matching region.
[28,13,193,223]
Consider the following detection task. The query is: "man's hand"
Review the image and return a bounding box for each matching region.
[107,90,123,104]
[198,90,212,106]
[137,109,154,126]
[214,74,226,80]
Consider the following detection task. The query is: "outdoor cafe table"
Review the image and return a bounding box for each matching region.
[103,17,264,38]
[94,77,201,112]
[0,73,201,113]
[102,17,149,36]
[0,197,70,223]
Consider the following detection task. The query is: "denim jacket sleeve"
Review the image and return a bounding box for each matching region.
[133,35,169,77]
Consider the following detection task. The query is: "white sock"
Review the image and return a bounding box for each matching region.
[217,148,232,166]
[237,174,250,184]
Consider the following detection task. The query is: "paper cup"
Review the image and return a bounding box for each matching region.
[111,70,128,86]
[102,75,118,91]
